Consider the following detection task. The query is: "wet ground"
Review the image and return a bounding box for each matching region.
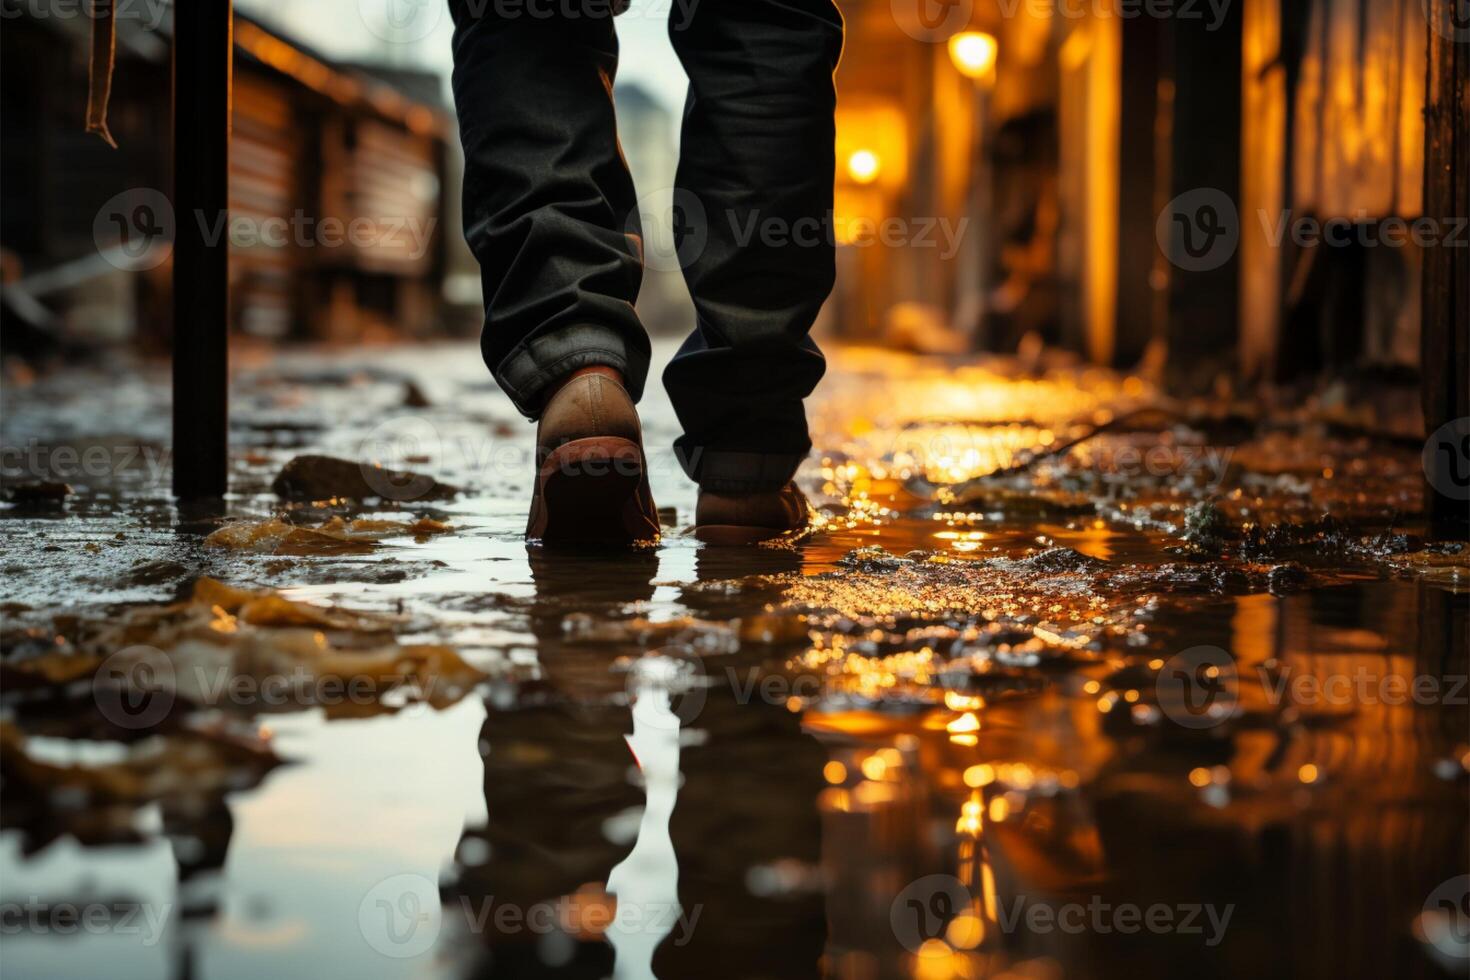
[1,341,1467,980]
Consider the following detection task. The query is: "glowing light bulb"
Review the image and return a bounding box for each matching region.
[948,31,998,80]
[847,149,880,184]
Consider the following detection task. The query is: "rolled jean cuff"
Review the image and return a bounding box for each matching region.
[493,323,650,419]
[683,449,806,493]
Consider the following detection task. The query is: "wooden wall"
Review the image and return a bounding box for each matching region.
[1240,0,1429,382]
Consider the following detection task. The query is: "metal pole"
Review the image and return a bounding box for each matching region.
[171,0,232,499]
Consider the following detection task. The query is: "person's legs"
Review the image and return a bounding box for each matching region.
[449,0,648,417]
[663,0,844,496]
[450,1,660,544]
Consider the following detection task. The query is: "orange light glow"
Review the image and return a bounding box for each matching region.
[847,149,881,185]
[948,32,998,81]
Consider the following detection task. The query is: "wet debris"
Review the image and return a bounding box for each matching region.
[1170,499,1231,559]
[271,454,458,502]
[203,515,453,555]
[1388,541,1470,592]
[3,481,73,505]
[781,546,1145,705]
[1,628,99,691]
[3,578,486,723]
[0,720,280,849]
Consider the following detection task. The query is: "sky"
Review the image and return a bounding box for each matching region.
[236,0,690,114]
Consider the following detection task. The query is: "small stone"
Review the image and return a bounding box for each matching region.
[271,454,457,502]
[5,481,72,504]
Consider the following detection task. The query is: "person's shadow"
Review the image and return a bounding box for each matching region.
[445,542,827,978]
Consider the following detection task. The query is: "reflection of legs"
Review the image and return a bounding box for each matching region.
[448,702,638,978]
[449,0,648,418]
[444,552,660,975]
[656,557,827,976]
[663,0,844,493]
[654,688,827,977]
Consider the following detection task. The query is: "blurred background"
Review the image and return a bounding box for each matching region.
[0,0,1445,394]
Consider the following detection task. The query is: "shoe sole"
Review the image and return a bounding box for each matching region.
[528,437,660,547]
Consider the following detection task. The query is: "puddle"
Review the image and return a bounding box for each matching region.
[2,342,1466,978]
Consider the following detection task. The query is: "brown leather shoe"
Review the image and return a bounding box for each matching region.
[694,481,811,544]
[526,367,660,546]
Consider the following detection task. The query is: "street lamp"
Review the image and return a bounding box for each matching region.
[948,31,998,82]
[947,31,999,349]
[847,149,881,185]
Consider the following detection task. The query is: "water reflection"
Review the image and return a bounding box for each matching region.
[4,345,1467,979]
[445,545,826,977]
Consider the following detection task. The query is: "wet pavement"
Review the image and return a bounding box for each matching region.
[1,341,1467,980]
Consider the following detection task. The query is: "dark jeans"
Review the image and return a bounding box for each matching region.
[448,0,844,492]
